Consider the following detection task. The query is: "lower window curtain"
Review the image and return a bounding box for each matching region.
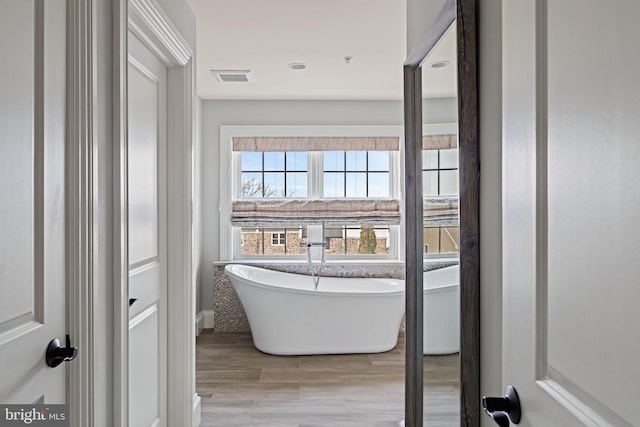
[423,196,459,226]
[231,199,401,227]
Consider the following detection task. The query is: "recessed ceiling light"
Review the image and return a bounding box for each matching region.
[288,63,307,70]
[429,61,450,69]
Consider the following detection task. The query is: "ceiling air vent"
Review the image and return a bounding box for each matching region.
[210,69,253,83]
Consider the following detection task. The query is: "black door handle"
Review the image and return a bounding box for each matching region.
[482,385,521,426]
[46,334,78,368]
[486,411,510,427]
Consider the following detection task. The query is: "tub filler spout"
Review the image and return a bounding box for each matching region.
[299,240,327,290]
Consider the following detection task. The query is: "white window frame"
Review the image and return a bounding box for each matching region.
[421,123,460,261]
[219,124,458,262]
[271,232,286,246]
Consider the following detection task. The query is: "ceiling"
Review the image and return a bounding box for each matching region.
[187,0,457,100]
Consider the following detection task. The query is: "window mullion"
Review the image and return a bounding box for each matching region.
[233,152,241,199]
[310,151,322,198]
[343,152,347,198]
[261,152,266,197]
[390,151,398,199]
[283,152,287,198]
[365,152,370,198]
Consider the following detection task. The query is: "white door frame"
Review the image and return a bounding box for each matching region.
[67,1,97,426]
[113,0,199,425]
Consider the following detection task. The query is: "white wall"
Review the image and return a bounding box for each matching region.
[198,98,457,313]
[478,0,503,419]
[195,97,203,316]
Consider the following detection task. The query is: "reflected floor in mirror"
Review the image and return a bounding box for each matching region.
[197,330,459,427]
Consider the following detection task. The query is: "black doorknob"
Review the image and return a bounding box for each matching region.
[46,334,78,368]
[486,411,510,427]
[482,385,521,426]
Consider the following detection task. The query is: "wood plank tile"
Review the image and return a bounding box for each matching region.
[299,382,388,401]
[250,400,349,423]
[226,355,300,369]
[260,367,341,384]
[301,423,401,427]
[344,399,405,423]
[197,331,460,426]
[200,399,254,425]
[213,383,300,401]
[197,368,262,384]
[299,354,372,369]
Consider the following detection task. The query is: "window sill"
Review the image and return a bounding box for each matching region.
[213,258,458,267]
[213,259,404,267]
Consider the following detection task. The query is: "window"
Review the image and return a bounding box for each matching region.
[422,148,458,196]
[422,146,459,256]
[220,126,404,260]
[325,225,391,255]
[241,227,305,255]
[235,149,395,259]
[241,151,307,198]
[423,226,459,254]
[323,151,390,198]
[219,125,458,261]
[271,232,286,245]
[239,150,392,201]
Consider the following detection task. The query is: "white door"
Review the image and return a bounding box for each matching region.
[127,33,168,427]
[0,0,68,404]
[502,1,640,426]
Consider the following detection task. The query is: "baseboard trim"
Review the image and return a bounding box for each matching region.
[192,393,201,427]
[203,310,214,329]
[196,310,214,336]
[196,312,205,336]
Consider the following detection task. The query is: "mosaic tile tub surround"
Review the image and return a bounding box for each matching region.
[212,261,456,332]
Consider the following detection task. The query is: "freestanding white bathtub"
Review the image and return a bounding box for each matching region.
[225,264,405,356]
[423,264,460,355]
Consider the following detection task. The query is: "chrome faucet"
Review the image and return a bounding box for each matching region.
[299,241,328,248]
[300,224,327,289]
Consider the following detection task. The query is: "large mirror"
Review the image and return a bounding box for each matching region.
[404,0,479,425]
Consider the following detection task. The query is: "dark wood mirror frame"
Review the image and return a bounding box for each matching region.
[403,0,479,426]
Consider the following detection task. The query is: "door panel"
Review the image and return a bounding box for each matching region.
[128,58,160,266]
[129,306,160,427]
[0,0,39,333]
[0,0,66,404]
[128,264,161,319]
[503,0,639,425]
[127,32,167,427]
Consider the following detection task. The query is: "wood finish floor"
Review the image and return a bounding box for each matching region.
[197,330,460,426]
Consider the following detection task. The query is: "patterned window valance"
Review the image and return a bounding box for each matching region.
[232,134,455,152]
[232,136,399,152]
[230,197,456,227]
[422,134,458,150]
[424,196,459,226]
[231,199,401,227]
